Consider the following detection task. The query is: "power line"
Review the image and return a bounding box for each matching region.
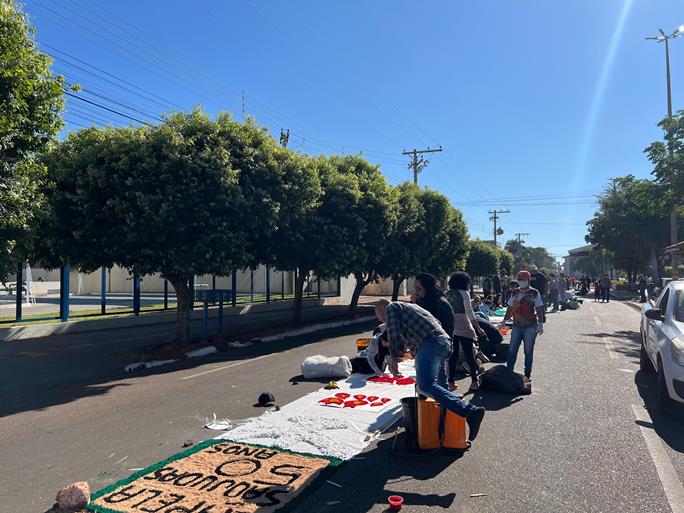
[64,91,151,125]
[402,147,443,184]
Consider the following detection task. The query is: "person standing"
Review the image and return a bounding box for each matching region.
[501,271,545,382]
[638,276,648,303]
[530,266,548,319]
[374,299,486,441]
[493,272,502,297]
[414,273,454,338]
[548,273,560,312]
[482,275,493,297]
[593,279,602,302]
[599,274,611,303]
[446,272,487,392]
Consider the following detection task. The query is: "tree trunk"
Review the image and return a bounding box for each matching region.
[391,275,402,301]
[292,270,308,325]
[650,247,660,284]
[349,271,371,316]
[168,275,191,343]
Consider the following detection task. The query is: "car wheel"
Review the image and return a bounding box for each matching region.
[640,341,655,374]
[656,358,676,412]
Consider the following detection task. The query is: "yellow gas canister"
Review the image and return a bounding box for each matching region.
[442,409,468,450]
[417,398,441,450]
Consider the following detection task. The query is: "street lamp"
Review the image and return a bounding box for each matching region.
[646,25,683,280]
[646,25,684,117]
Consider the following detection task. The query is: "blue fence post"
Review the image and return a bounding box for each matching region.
[203,300,209,340]
[189,275,195,310]
[15,260,23,322]
[250,269,254,303]
[231,271,237,307]
[281,271,285,301]
[133,274,141,316]
[266,266,271,303]
[218,291,224,333]
[163,279,168,310]
[100,266,106,315]
[60,264,70,322]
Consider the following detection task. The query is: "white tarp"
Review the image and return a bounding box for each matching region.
[217,361,416,460]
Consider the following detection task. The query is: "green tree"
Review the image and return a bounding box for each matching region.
[586,175,669,281]
[425,205,470,280]
[328,156,396,314]
[0,0,64,279]
[645,111,684,200]
[496,249,514,274]
[504,239,556,272]
[34,111,288,341]
[465,240,499,280]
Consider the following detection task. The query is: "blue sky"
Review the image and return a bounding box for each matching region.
[21,0,684,261]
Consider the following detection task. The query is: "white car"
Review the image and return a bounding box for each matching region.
[640,280,684,410]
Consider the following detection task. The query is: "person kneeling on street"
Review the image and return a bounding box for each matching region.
[374,299,486,441]
[501,270,545,384]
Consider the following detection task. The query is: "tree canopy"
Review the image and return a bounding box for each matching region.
[465,240,499,279]
[0,0,64,279]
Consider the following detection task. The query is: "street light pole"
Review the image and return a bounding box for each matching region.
[647,25,684,280]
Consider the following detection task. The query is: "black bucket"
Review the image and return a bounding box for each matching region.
[400,396,418,448]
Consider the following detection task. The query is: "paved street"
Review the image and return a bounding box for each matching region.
[2,300,683,513]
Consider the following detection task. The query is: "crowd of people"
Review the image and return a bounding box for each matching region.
[370,268,552,444]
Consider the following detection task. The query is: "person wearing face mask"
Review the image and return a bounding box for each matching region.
[501,270,545,383]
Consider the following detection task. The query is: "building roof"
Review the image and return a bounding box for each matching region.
[567,244,595,256]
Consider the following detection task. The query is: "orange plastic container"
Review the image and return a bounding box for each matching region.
[417,398,441,450]
[356,338,371,352]
[442,409,468,450]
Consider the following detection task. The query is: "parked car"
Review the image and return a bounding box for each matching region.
[640,280,684,410]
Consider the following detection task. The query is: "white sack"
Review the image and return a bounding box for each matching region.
[301,355,352,379]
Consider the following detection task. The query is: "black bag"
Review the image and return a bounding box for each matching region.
[351,356,374,374]
[479,364,531,395]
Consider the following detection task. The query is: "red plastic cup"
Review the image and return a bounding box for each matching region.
[388,495,404,511]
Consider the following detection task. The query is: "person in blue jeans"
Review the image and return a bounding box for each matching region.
[374,299,486,441]
[500,270,545,383]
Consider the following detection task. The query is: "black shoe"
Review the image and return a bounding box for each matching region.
[466,407,485,441]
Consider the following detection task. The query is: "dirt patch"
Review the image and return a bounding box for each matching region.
[88,440,339,513]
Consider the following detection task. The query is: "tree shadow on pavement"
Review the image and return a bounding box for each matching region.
[634,370,684,453]
[577,330,641,362]
[296,434,458,513]
[2,320,377,417]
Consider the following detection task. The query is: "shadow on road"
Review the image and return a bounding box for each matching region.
[299,435,459,513]
[469,389,525,411]
[634,370,684,454]
[577,330,641,362]
[1,320,377,417]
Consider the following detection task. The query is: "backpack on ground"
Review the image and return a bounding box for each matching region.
[479,364,531,395]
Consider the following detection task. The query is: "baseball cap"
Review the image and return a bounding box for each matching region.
[517,271,531,280]
[257,392,275,407]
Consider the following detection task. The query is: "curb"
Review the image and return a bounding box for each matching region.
[123,316,375,373]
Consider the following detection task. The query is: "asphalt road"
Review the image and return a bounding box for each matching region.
[2,300,683,512]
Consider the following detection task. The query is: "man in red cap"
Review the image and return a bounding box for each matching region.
[501,270,545,382]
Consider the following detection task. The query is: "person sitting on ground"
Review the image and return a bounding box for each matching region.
[374,298,486,440]
[363,329,399,376]
[446,271,487,392]
[472,297,489,320]
[476,316,504,357]
[480,297,492,315]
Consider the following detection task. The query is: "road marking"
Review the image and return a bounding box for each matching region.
[631,404,684,513]
[180,353,277,380]
[593,315,601,327]
[602,337,619,359]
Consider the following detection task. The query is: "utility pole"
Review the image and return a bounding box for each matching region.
[647,25,683,279]
[401,146,443,184]
[515,232,530,244]
[489,209,510,247]
[279,128,290,148]
[242,90,246,120]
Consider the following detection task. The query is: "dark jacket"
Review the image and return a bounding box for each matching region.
[416,295,455,338]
